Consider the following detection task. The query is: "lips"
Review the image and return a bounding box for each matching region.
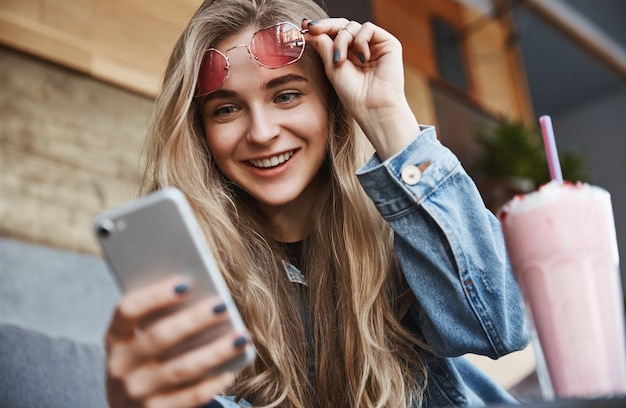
[249,150,294,168]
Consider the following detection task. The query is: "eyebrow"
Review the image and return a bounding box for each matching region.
[202,73,309,103]
[202,89,238,102]
[263,73,309,90]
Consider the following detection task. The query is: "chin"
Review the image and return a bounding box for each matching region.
[252,190,305,209]
[256,197,299,208]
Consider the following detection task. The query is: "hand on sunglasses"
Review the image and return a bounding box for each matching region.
[303,18,420,161]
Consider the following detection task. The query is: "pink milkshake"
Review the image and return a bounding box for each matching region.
[498,181,626,398]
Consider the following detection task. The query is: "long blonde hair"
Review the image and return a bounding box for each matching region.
[141,0,428,406]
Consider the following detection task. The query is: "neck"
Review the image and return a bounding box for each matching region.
[259,197,312,243]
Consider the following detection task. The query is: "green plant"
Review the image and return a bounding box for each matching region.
[473,118,589,188]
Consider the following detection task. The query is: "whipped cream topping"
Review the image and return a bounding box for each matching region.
[498,180,609,217]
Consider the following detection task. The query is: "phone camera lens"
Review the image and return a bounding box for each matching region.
[97,219,115,238]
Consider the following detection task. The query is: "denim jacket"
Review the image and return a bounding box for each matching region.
[356,126,529,406]
[214,126,529,407]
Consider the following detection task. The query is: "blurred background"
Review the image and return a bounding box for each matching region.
[1,0,625,394]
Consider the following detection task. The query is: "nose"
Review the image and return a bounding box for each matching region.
[246,106,280,145]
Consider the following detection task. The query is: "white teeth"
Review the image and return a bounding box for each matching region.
[250,151,294,168]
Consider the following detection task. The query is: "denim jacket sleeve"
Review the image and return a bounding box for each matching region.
[356,126,528,358]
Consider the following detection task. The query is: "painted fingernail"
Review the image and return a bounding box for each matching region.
[174,283,190,295]
[359,53,366,64]
[213,303,227,314]
[233,336,248,348]
[307,20,318,26]
[333,49,340,63]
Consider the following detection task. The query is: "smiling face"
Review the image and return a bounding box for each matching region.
[200,27,330,236]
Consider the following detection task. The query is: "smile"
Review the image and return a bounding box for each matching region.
[249,151,294,168]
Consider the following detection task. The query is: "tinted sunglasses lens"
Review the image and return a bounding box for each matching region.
[197,49,228,96]
[250,22,305,68]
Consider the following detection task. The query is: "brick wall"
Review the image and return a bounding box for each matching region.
[0,46,153,255]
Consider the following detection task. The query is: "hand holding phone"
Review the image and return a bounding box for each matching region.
[93,187,255,401]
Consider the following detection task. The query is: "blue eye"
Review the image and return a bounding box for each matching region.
[275,92,301,104]
[213,105,238,117]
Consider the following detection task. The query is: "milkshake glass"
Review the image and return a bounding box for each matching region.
[498,181,626,398]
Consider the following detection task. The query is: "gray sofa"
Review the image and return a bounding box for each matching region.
[0,324,108,407]
[0,238,117,407]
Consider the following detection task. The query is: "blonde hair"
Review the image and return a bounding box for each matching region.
[141,0,428,406]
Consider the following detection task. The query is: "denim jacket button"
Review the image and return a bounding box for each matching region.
[401,165,422,185]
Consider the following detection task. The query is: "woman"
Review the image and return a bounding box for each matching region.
[104,0,529,407]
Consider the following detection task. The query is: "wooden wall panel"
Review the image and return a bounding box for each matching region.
[462,2,534,124]
[0,0,201,97]
[0,0,39,17]
[372,0,533,123]
[0,10,91,72]
[40,0,92,39]
[404,65,437,126]
[373,0,436,78]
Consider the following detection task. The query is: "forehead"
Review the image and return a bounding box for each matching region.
[214,26,257,52]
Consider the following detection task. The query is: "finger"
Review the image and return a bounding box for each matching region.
[336,20,359,41]
[333,20,362,63]
[305,19,382,67]
[349,21,376,64]
[303,20,341,71]
[303,17,350,33]
[106,276,192,344]
[134,297,231,358]
[144,371,236,408]
[339,21,398,66]
[126,332,250,399]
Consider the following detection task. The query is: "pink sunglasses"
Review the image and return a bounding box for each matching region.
[196,21,307,97]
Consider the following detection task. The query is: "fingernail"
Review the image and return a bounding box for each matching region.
[333,49,340,63]
[174,283,190,295]
[307,20,318,26]
[213,303,227,314]
[233,336,248,348]
[359,53,366,64]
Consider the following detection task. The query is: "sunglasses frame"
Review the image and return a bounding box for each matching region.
[196,21,308,97]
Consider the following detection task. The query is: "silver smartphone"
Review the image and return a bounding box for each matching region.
[93,187,256,373]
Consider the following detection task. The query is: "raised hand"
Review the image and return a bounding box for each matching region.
[303,18,420,159]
